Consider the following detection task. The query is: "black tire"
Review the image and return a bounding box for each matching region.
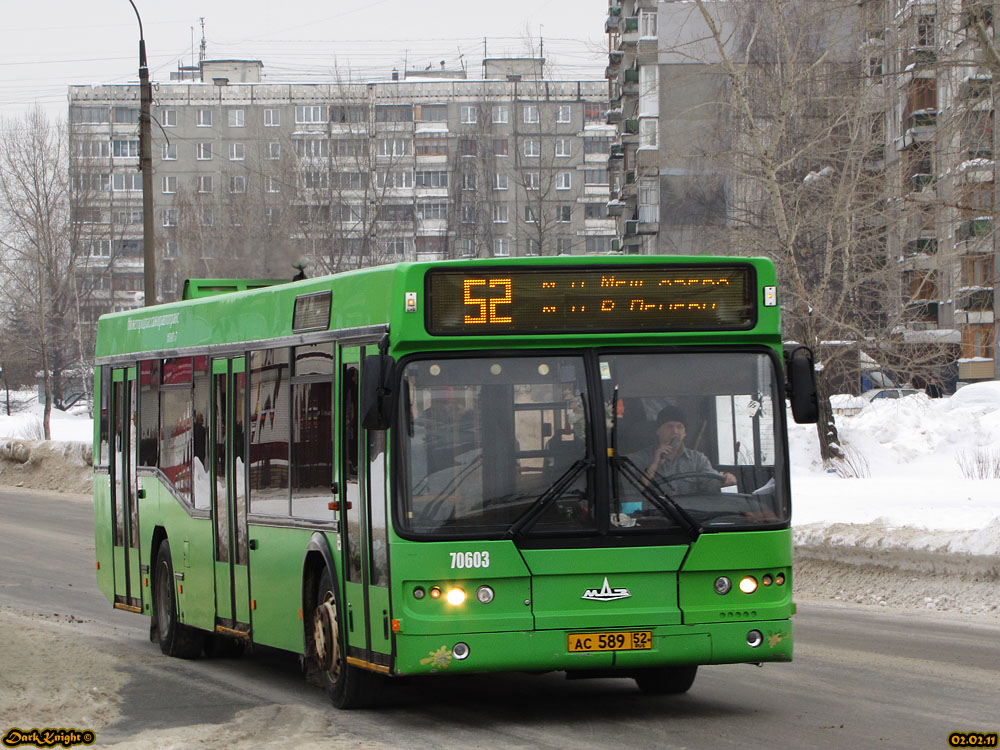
[634,665,698,695]
[311,567,379,709]
[153,539,203,659]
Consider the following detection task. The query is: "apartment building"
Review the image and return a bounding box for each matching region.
[68,59,611,317]
[606,0,998,383]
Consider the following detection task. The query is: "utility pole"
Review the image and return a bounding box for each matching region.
[129,0,157,306]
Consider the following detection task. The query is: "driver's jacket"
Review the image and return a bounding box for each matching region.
[628,445,725,498]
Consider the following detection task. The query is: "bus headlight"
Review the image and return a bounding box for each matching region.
[739,576,758,594]
[445,587,466,606]
[714,576,732,595]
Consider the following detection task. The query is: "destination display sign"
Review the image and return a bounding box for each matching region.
[424,264,757,335]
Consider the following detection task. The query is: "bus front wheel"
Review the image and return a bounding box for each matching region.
[634,665,698,695]
[153,539,203,659]
[312,567,378,709]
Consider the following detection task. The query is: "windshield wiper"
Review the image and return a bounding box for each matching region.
[505,457,593,539]
[611,454,702,540]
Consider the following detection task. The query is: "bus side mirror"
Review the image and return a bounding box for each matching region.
[785,345,819,424]
[361,353,395,430]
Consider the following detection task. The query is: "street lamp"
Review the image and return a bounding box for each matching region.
[128,0,157,306]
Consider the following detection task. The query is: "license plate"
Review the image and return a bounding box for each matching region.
[567,631,653,652]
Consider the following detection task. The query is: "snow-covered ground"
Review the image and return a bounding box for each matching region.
[2,385,999,557]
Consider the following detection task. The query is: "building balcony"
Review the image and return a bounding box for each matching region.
[957,217,994,241]
[956,286,994,312]
[905,237,937,256]
[905,300,939,323]
[959,73,992,99]
[908,109,937,128]
[609,143,625,159]
[909,173,935,192]
[606,199,627,217]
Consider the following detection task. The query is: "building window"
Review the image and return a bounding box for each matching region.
[417,201,448,220]
[461,203,476,223]
[197,142,213,160]
[640,10,657,38]
[584,169,608,186]
[416,170,448,188]
[493,105,509,124]
[584,103,609,124]
[493,138,509,157]
[460,105,478,124]
[523,171,539,190]
[524,205,538,223]
[265,208,280,225]
[526,238,540,255]
[415,104,447,121]
[201,208,214,227]
[523,105,539,124]
[198,175,214,193]
[639,118,658,148]
[71,106,109,124]
[111,173,141,191]
[162,143,177,160]
[585,203,606,219]
[639,65,659,117]
[268,142,281,159]
[228,109,245,128]
[557,105,572,124]
[162,175,177,194]
[296,105,328,124]
[557,237,573,254]
[378,138,410,157]
[295,138,329,158]
[493,237,510,256]
[457,238,474,258]
[462,171,476,190]
[557,204,572,222]
[266,176,280,193]
[230,143,246,161]
[230,175,246,194]
[584,136,613,155]
[585,236,613,253]
[493,204,509,223]
[555,138,572,157]
[639,178,659,222]
[264,108,281,127]
[164,240,178,258]
[378,170,412,189]
[556,171,572,190]
[415,136,448,155]
[160,109,177,127]
[459,138,477,156]
[113,107,139,124]
[161,209,178,227]
[196,109,213,127]
[112,139,139,158]
[90,239,112,257]
[523,138,540,158]
[375,104,413,122]
[494,173,509,190]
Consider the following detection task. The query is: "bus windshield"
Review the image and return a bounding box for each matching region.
[397,351,787,538]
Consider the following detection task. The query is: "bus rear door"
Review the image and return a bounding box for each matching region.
[110,366,142,612]
[339,346,392,673]
[211,357,252,636]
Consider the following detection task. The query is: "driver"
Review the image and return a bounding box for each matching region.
[632,405,737,496]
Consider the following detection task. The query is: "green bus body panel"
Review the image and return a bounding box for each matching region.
[392,540,534,635]
[520,547,688,630]
[679,530,794,625]
[95,257,781,362]
[92,255,794,680]
[246,525,315,653]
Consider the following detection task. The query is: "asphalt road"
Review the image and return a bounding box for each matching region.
[1,486,998,749]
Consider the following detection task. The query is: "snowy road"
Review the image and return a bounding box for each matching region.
[1,486,998,748]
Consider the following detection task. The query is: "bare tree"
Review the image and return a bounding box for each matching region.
[0,108,86,438]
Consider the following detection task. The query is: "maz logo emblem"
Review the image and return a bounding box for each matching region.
[581,577,631,602]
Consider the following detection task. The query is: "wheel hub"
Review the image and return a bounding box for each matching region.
[313,596,339,674]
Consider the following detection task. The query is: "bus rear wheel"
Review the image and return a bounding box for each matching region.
[153,539,203,659]
[634,665,698,695]
[312,567,379,709]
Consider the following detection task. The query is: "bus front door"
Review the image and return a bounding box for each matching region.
[212,357,252,636]
[339,346,392,673]
[110,367,142,612]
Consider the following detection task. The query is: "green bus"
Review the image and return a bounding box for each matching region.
[93,255,818,708]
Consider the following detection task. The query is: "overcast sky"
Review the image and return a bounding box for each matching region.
[0,1,609,120]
